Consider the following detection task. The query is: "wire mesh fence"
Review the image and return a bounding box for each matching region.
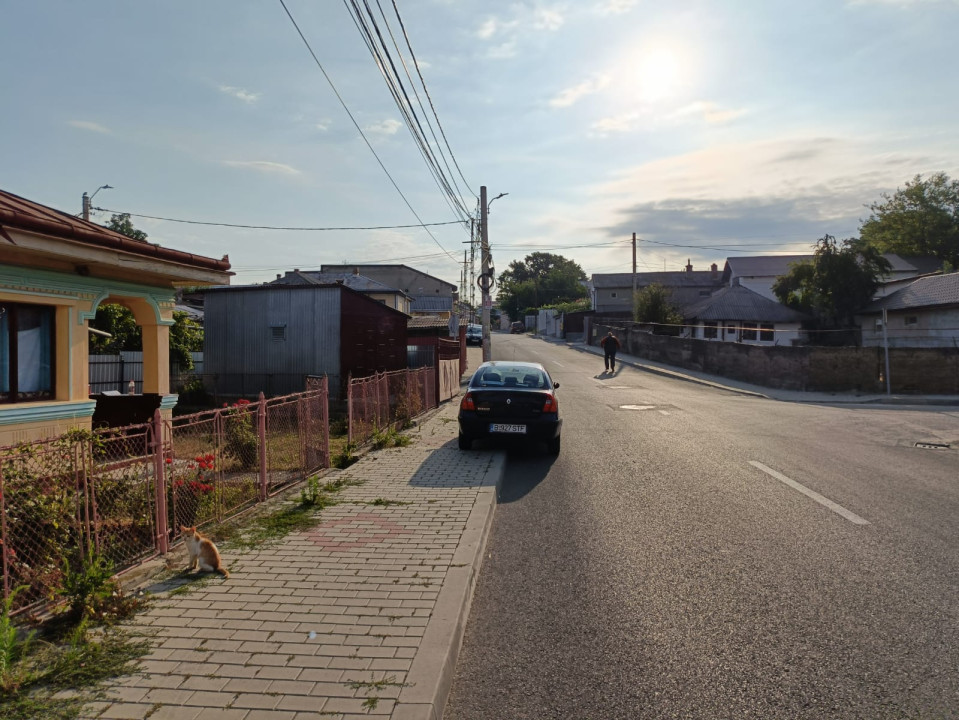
[347,367,437,446]
[1,380,330,616]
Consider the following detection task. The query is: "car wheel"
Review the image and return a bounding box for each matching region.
[458,433,472,450]
[547,435,561,455]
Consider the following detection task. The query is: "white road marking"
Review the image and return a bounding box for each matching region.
[658,410,671,416]
[749,461,870,525]
[620,405,656,411]
[604,385,632,389]
[552,361,565,367]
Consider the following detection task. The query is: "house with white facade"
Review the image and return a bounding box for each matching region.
[858,272,959,348]
[682,283,809,345]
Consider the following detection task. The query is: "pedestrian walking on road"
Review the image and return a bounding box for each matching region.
[600,331,621,372]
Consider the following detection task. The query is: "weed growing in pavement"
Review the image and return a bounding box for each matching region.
[370,426,412,450]
[331,440,358,469]
[367,498,410,507]
[218,475,364,551]
[347,674,410,713]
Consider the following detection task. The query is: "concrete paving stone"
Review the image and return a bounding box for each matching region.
[166,648,216,663]
[142,687,197,704]
[132,673,187,689]
[97,702,154,719]
[218,611,261,621]
[169,709,245,720]
[159,636,206,650]
[138,660,181,674]
[224,677,273,693]
[180,674,232,691]
[237,641,283,654]
[268,631,311,643]
[141,705,204,720]
[198,650,253,666]
[199,639,245,652]
[254,665,303,680]
[216,664,261,679]
[103,686,150,703]
[394,647,416,660]
[230,629,272,642]
[230,691,280,710]
[184,689,238,706]
[274,695,328,713]
[190,627,239,640]
[290,654,335,669]
[174,661,223,675]
[381,637,421,648]
[248,652,296,666]
[243,710,297,720]
[297,668,345,683]
[266,679,318,695]
[326,697,395,715]
[327,657,373,671]
[368,659,413,673]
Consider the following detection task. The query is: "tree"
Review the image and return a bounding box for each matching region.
[772,235,891,339]
[106,213,148,241]
[89,215,201,369]
[496,252,587,320]
[633,284,683,331]
[859,172,959,270]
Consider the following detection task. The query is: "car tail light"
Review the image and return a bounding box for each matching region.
[542,393,558,413]
[460,392,476,411]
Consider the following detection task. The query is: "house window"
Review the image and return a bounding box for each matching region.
[704,322,718,339]
[742,323,758,341]
[726,323,738,336]
[0,302,55,403]
[875,318,883,331]
[610,292,618,298]
[699,290,711,296]
[760,324,774,341]
[905,316,918,326]
[270,325,287,342]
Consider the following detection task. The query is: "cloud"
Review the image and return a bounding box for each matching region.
[364,118,403,135]
[667,101,747,125]
[597,0,638,13]
[68,120,111,134]
[315,119,332,132]
[477,6,564,57]
[533,8,565,31]
[219,85,260,103]
[222,160,301,175]
[584,135,954,260]
[550,75,611,108]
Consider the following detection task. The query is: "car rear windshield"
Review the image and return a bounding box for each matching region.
[473,367,548,389]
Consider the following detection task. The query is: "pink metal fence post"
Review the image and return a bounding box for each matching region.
[258,392,268,502]
[0,462,8,601]
[152,408,169,553]
[347,372,353,445]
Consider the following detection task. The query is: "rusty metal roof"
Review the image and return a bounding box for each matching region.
[0,188,231,273]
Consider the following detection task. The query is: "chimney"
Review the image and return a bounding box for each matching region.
[276,274,281,280]
[685,259,693,273]
[711,263,718,278]
[353,267,360,275]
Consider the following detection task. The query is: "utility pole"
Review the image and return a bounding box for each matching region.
[632,232,638,298]
[480,186,491,362]
[82,184,113,221]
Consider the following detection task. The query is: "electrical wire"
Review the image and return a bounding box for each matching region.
[277,0,462,264]
[342,0,473,224]
[92,207,463,232]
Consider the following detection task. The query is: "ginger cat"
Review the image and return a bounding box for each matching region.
[180,525,230,578]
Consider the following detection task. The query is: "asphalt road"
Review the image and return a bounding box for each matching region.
[444,334,959,720]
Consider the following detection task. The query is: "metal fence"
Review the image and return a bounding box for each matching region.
[0,377,329,616]
[347,367,436,445]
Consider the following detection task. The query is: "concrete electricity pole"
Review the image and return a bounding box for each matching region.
[82,184,113,221]
[480,186,491,362]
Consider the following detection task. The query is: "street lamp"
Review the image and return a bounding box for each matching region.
[479,188,508,362]
[82,184,113,221]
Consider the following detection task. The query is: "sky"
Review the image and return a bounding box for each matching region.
[2,0,958,300]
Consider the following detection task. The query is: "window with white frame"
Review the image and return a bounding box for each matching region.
[704,322,718,339]
[1,302,56,403]
[742,322,758,341]
[760,323,774,341]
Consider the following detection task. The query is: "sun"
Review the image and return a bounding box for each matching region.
[627,43,689,103]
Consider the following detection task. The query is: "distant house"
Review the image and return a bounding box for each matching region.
[723,253,936,301]
[858,272,959,348]
[202,282,407,398]
[270,268,412,314]
[0,188,231,444]
[590,262,725,316]
[682,283,809,345]
[319,264,456,300]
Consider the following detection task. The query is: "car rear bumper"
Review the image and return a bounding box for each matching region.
[458,414,562,441]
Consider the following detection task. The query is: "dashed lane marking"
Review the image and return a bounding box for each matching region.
[749,461,870,525]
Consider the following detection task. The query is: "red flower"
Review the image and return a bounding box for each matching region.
[165,457,173,464]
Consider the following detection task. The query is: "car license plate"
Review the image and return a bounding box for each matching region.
[490,423,527,434]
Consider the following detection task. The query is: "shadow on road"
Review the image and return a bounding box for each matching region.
[468,440,556,503]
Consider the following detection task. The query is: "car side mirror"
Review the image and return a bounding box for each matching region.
[553,382,559,389]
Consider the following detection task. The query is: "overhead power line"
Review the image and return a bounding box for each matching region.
[277,0,461,264]
[93,207,463,232]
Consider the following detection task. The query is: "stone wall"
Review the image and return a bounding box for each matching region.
[593,322,959,394]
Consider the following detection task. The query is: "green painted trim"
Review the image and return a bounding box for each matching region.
[0,401,97,426]
[160,394,180,410]
[68,306,74,398]
[0,266,175,325]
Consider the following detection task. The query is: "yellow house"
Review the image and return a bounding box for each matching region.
[0,189,232,445]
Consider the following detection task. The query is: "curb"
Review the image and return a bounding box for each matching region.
[392,451,506,720]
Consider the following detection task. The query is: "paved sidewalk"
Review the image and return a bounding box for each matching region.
[85,400,503,720]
